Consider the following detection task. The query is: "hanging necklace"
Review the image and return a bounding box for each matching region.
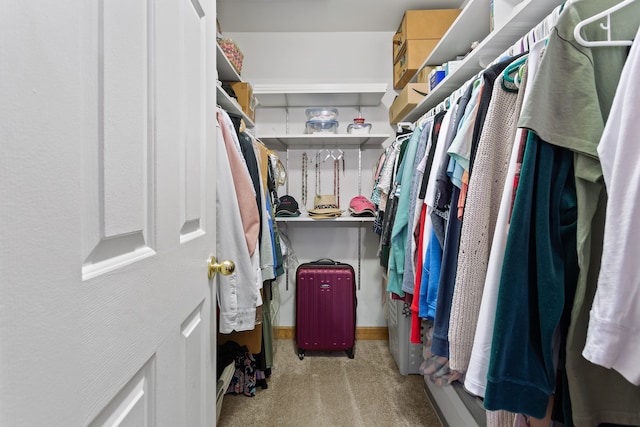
[302,152,308,208]
[315,151,321,196]
[333,158,340,208]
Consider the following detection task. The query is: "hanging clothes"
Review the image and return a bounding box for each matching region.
[379,134,411,270]
[483,129,578,419]
[387,127,423,297]
[583,24,640,387]
[410,114,444,341]
[516,1,640,425]
[448,60,529,373]
[217,110,261,258]
[417,109,452,321]
[430,78,483,359]
[464,36,548,399]
[215,109,262,334]
[400,119,432,295]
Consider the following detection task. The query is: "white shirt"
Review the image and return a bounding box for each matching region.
[215,119,262,334]
[583,26,640,386]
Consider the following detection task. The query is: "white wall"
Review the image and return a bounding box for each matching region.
[227,30,400,327]
[226,31,399,108]
[226,31,391,83]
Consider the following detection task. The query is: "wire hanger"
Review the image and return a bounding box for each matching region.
[574,0,636,47]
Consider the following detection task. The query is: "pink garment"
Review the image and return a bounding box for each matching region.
[217,111,260,257]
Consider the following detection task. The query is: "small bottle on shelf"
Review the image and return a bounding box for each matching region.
[347,116,372,135]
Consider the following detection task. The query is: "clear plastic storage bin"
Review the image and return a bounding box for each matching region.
[305,119,339,134]
[387,298,423,375]
[305,107,339,121]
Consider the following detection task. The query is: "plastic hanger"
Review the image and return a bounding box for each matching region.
[501,54,528,92]
[396,122,415,133]
[574,0,636,47]
[395,132,412,145]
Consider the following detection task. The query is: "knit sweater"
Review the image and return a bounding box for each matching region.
[448,72,526,371]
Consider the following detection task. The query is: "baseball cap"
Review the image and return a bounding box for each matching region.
[276,195,301,217]
[348,196,376,217]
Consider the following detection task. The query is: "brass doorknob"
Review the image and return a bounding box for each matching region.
[208,256,235,279]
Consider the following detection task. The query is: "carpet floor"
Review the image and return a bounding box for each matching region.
[218,339,443,427]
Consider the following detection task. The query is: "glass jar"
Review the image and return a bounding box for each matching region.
[347,117,372,135]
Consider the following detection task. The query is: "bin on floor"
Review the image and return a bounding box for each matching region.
[387,298,423,375]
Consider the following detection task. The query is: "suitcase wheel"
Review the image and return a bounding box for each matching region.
[346,348,354,359]
[298,349,305,360]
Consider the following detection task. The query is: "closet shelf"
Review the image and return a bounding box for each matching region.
[402,0,564,123]
[258,134,390,148]
[276,215,375,223]
[253,83,388,108]
[216,44,242,82]
[217,85,255,128]
[411,0,491,73]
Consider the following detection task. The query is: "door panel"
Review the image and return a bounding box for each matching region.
[180,0,207,241]
[181,302,206,427]
[81,0,155,280]
[0,0,218,426]
[88,359,156,427]
[101,0,149,238]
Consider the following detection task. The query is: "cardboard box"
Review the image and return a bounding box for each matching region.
[416,66,435,84]
[389,83,430,124]
[393,9,462,62]
[229,81,256,122]
[393,39,439,90]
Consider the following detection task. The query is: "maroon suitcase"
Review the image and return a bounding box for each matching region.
[295,259,356,360]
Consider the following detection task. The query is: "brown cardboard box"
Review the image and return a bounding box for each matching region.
[393,9,461,62]
[393,39,439,90]
[416,66,435,85]
[229,81,256,122]
[217,302,263,354]
[389,83,430,124]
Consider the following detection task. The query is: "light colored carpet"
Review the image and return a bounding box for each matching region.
[218,339,443,427]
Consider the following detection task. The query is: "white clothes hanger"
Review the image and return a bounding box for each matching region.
[574,0,636,47]
[396,122,415,133]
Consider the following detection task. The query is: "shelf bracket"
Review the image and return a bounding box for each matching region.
[285,107,290,135]
[358,221,362,291]
[358,148,362,195]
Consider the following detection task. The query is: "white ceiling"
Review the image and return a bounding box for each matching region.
[217,0,467,33]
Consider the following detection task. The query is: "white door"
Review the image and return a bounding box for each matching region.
[1,1,220,426]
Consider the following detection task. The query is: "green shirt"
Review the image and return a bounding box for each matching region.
[518,1,640,426]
